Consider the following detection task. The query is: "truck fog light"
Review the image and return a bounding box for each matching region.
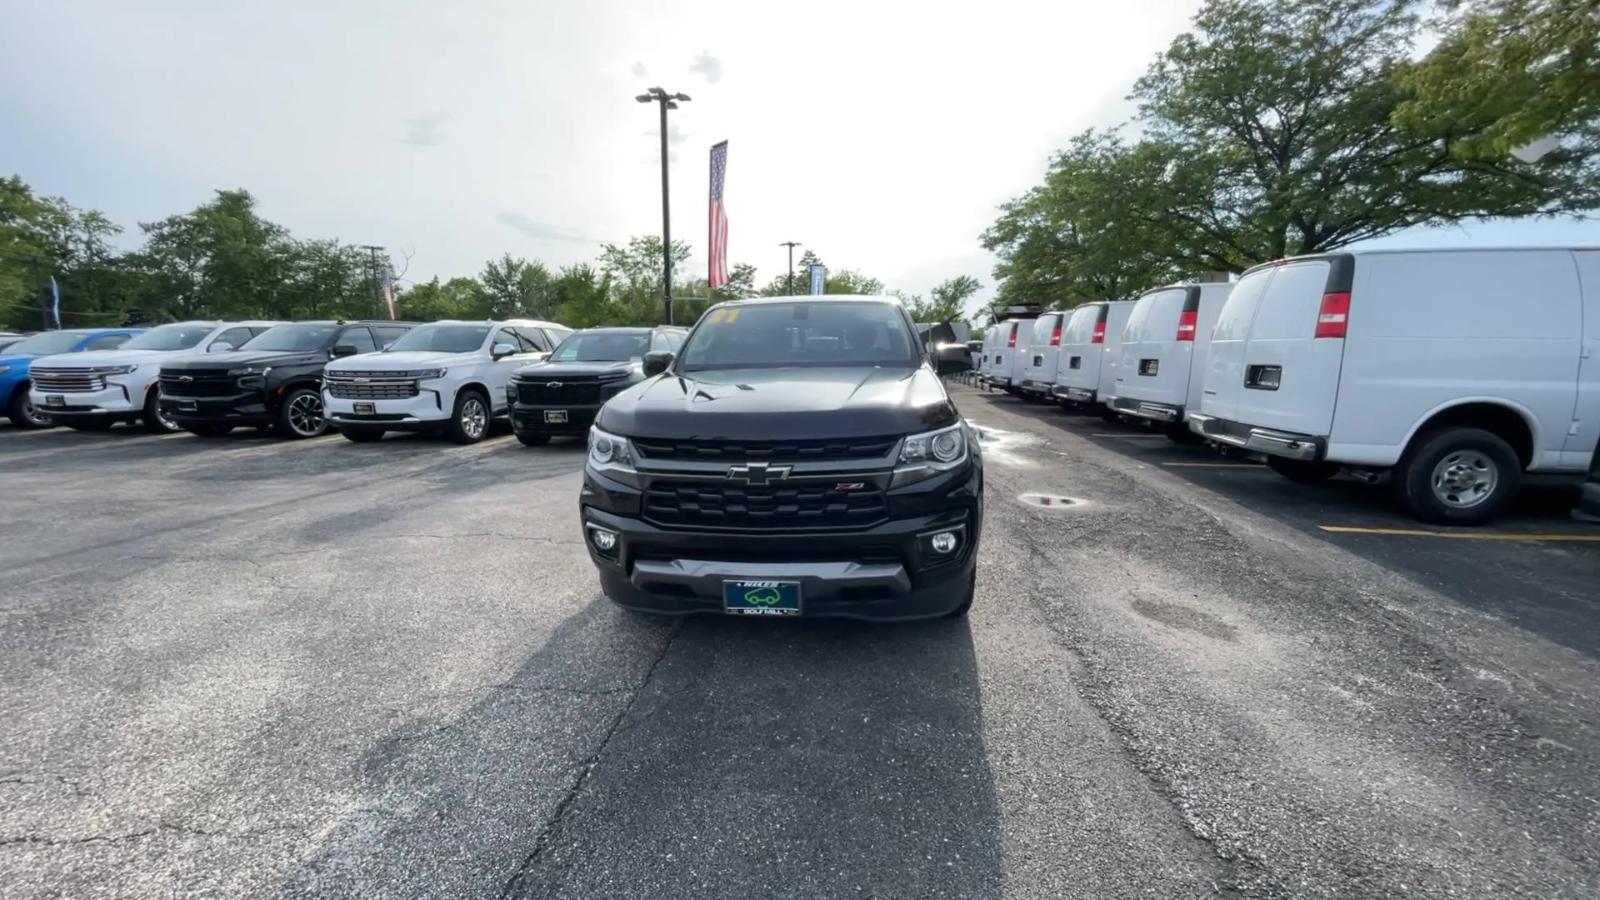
[930,531,958,554]
[589,527,618,553]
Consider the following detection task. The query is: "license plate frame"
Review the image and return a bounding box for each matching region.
[723,580,802,617]
[45,395,65,408]
[353,402,376,415]
[178,402,198,412]
[544,409,569,424]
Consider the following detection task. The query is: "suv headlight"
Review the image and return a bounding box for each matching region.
[102,365,138,375]
[415,368,447,380]
[587,425,637,474]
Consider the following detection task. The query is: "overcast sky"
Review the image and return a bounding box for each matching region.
[2,0,1591,315]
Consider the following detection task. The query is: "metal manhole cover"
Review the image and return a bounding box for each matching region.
[1018,493,1085,509]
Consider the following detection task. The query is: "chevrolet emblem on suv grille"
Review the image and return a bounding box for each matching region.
[726,463,792,485]
[546,381,563,388]
[178,375,193,382]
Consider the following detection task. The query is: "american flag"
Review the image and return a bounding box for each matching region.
[708,140,729,289]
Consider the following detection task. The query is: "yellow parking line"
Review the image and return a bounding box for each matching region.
[1161,461,1265,468]
[1319,526,1600,543]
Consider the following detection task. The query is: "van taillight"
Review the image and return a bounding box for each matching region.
[1176,309,1198,341]
[1050,318,1063,346]
[1315,291,1350,339]
[1007,326,1017,348]
[1091,321,1106,344]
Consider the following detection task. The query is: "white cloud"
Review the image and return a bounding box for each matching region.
[688,50,723,84]
[401,114,446,147]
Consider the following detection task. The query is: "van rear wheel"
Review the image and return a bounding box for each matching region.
[1265,457,1339,483]
[1394,427,1521,526]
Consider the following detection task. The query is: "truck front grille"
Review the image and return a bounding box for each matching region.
[516,378,604,406]
[633,436,899,462]
[30,369,106,393]
[325,372,419,400]
[643,478,888,531]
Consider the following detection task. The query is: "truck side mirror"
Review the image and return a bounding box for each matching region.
[332,344,358,357]
[491,342,517,359]
[643,350,675,377]
[934,343,973,375]
[208,342,234,354]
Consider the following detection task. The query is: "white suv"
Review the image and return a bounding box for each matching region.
[323,319,569,444]
[29,321,279,433]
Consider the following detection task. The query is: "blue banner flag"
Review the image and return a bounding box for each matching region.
[50,275,61,328]
[809,264,825,295]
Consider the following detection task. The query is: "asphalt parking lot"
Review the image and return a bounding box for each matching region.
[3,387,1599,899]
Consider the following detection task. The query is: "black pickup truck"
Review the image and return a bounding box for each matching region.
[159,321,413,438]
[579,296,981,621]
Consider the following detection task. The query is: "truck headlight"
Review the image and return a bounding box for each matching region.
[415,368,446,380]
[588,425,637,473]
[103,365,138,375]
[899,423,968,468]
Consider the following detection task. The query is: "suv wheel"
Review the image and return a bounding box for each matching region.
[445,390,490,444]
[1394,427,1521,526]
[515,430,551,447]
[1265,457,1339,483]
[7,388,53,429]
[340,427,386,443]
[276,388,327,438]
[143,390,182,434]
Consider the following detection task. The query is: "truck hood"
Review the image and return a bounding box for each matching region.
[326,350,478,372]
[512,359,638,380]
[29,348,207,369]
[162,350,327,371]
[597,365,957,441]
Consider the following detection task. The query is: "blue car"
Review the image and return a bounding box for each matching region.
[1,328,145,428]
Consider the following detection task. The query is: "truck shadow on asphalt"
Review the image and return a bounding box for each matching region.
[287,600,1003,899]
[981,391,1600,662]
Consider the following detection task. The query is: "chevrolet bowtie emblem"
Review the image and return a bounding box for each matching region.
[546,381,563,388]
[726,462,792,485]
[178,375,193,382]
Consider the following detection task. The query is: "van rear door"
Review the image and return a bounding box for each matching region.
[1232,259,1346,436]
[1569,250,1600,458]
[1055,304,1105,391]
[1202,268,1274,422]
[1117,287,1191,407]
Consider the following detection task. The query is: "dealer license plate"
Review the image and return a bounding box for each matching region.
[353,402,375,415]
[46,395,64,407]
[544,409,569,424]
[723,580,802,617]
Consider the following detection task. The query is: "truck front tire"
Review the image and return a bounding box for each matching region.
[1394,427,1521,526]
[445,390,491,444]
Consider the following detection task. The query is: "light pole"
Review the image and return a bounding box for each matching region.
[779,241,800,295]
[636,87,690,325]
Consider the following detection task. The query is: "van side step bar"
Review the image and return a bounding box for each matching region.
[1188,414,1323,461]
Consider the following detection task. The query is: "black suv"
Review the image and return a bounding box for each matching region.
[580,297,980,621]
[159,321,414,438]
[508,326,687,446]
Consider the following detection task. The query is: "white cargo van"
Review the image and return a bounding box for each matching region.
[980,315,1040,394]
[1190,248,1600,525]
[1050,300,1135,411]
[1109,283,1234,437]
[1018,311,1069,399]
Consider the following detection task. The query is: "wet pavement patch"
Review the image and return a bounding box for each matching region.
[1019,493,1085,510]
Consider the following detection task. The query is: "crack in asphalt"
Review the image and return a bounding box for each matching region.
[494,620,682,900]
[0,821,302,850]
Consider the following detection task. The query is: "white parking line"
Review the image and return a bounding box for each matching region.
[1089,432,1168,439]
[1161,461,1266,469]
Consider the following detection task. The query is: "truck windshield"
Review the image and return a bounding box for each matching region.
[8,331,92,356]
[550,331,650,362]
[121,324,215,351]
[384,324,490,353]
[242,324,340,352]
[677,302,918,372]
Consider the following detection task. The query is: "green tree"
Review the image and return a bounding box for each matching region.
[1395,0,1600,157]
[398,276,488,322]
[759,250,885,296]
[598,235,691,324]
[480,254,554,319]
[125,189,298,320]
[550,264,617,327]
[911,275,983,322]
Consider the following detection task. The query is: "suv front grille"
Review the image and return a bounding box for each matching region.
[643,478,888,531]
[31,369,105,393]
[159,372,239,397]
[633,436,899,462]
[325,372,419,400]
[516,378,605,406]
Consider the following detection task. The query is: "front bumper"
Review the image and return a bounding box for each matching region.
[1187,413,1323,461]
[580,462,981,622]
[1109,396,1182,423]
[510,402,600,436]
[29,383,141,420]
[160,391,274,428]
[1051,384,1096,403]
[325,390,449,431]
